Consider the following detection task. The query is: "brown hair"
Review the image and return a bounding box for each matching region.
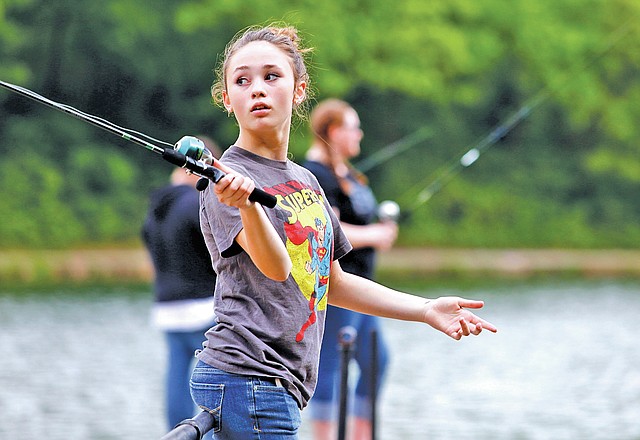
[310,98,367,194]
[211,24,313,121]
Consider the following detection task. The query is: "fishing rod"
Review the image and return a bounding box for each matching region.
[354,126,433,174]
[0,80,277,208]
[392,18,634,220]
[398,92,547,217]
[347,87,546,224]
[363,89,545,224]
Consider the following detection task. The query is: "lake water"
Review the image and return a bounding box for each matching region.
[1,279,639,440]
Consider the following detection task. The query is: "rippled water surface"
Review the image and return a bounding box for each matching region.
[1,280,639,439]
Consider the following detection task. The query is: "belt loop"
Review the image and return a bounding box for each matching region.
[275,377,283,387]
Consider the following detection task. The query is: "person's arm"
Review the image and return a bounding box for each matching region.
[328,205,398,251]
[328,261,497,340]
[213,170,292,282]
[339,221,398,251]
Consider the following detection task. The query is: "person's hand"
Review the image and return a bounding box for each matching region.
[423,297,498,340]
[369,222,398,251]
[214,171,256,208]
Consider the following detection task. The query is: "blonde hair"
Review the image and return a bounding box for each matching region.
[211,24,313,121]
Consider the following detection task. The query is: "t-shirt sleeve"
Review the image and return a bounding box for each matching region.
[200,183,244,258]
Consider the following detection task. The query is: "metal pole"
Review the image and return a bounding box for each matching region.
[337,326,357,440]
[159,410,215,440]
[370,328,378,440]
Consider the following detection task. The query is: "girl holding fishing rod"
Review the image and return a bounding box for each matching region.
[191,23,497,439]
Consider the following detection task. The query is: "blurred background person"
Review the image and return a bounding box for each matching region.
[142,136,220,436]
[303,99,398,440]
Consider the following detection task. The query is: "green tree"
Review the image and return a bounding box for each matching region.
[1,0,639,249]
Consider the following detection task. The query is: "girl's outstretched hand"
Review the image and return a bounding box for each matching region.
[424,297,498,340]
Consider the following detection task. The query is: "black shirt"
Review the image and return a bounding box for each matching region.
[302,160,378,279]
[142,184,216,302]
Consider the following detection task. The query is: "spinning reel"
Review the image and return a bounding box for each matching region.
[173,136,216,191]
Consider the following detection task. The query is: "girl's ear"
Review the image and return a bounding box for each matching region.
[293,81,307,106]
[222,90,232,114]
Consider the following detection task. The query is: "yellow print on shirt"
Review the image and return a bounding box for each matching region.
[265,180,333,342]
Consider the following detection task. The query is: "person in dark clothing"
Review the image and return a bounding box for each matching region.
[142,140,219,435]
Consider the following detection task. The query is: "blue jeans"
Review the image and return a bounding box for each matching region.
[309,306,389,421]
[190,361,301,439]
[165,329,211,440]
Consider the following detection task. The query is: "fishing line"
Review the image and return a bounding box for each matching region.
[394,18,634,218]
[57,102,175,149]
[0,79,277,207]
[2,80,172,153]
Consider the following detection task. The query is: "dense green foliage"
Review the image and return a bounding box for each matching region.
[1,0,639,249]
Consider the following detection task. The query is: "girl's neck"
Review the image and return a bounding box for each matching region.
[307,142,345,163]
[236,129,289,161]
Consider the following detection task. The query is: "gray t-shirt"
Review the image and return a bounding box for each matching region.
[197,146,352,409]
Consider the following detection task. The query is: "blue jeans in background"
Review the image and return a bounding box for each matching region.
[190,361,301,439]
[309,306,389,421]
[165,329,211,439]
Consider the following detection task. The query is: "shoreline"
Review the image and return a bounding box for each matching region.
[2,247,640,285]
[377,248,640,278]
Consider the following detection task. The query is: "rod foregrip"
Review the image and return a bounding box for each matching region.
[248,187,277,208]
[162,148,277,208]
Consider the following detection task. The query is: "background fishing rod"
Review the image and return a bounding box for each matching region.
[354,126,433,174]
[0,80,277,208]
[382,18,634,221]
[363,92,544,225]
[396,92,547,219]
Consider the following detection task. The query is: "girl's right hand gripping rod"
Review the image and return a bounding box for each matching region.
[171,136,277,208]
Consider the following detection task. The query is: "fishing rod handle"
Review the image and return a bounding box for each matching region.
[161,148,277,208]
